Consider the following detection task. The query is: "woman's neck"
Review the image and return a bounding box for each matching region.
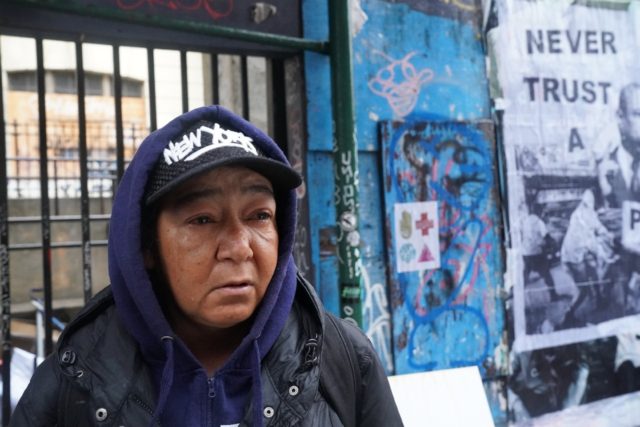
[170,308,252,376]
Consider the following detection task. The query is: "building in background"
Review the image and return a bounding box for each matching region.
[1,35,270,306]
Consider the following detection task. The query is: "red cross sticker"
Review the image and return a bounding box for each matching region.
[415,212,434,236]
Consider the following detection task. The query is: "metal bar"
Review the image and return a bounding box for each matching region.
[328,0,362,326]
[147,48,157,132]
[9,240,109,251]
[494,110,510,250]
[8,155,120,162]
[0,37,13,427]
[129,122,136,156]
[270,58,287,146]
[7,0,328,53]
[36,37,54,355]
[35,305,44,360]
[113,44,125,183]
[211,53,219,105]
[11,120,19,199]
[30,298,66,330]
[241,55,249,119]
[52,156,59,215]
[180,49,189,113]
[76,40,93,303]
[8,214,111,223]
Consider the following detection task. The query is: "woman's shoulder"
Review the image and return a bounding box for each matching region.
[56,286,119,351]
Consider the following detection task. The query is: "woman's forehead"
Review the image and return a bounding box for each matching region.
[162,166,275,207]
[186,166,272,187]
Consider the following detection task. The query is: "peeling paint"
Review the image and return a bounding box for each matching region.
[351,0,368,36]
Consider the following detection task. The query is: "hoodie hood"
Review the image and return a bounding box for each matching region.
[108,105,300,425]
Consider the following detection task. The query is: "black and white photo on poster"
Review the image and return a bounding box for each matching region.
[501,266,640,424]
[507,336,612,422]
[507,334,640,424]
[492,0,640,353]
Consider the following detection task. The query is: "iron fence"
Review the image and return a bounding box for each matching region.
[0,44,294,425]
[0,1,321,423]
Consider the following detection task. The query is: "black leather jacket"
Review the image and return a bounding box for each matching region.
[10,278,402,426]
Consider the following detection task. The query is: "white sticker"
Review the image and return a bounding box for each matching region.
[394,201,440,273]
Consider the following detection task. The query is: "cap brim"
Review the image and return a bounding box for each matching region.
[145,157,302,205]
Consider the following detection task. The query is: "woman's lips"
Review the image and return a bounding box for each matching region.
[213,282,252,295]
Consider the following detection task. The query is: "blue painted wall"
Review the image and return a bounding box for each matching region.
[380,118,504,372]
[303,0,507,423]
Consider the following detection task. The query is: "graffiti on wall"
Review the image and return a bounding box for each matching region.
[385,0,481,24]
[381,117,504,375]
[115,0,233,20]
[334,149,363,325]
[362,263,394,372]
[368,51,434,118]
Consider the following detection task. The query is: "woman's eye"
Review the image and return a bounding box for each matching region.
[255,211,272,221]
[191,216,212,225]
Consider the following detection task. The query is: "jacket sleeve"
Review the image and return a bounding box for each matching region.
[341,321,404,427]
[10,355,61,426]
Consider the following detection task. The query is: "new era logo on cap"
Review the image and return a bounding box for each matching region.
[144,119,302,205]
[163,123,258,165]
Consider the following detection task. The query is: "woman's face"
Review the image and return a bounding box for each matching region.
[151,166,279,332]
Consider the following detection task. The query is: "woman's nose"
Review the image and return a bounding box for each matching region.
[216,221,253,262]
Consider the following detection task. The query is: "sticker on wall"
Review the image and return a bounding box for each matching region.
[394,201,440,272]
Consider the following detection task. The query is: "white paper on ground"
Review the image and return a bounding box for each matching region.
[388,366,494,427]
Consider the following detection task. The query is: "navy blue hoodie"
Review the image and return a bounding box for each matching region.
[108,106,299,426]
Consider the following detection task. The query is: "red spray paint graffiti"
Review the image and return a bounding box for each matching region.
[116,0,233,21]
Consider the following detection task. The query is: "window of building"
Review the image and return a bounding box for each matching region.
[85,73,104,96]
[8,70,143,98]
[57,146,79,159]
[53,70,76,94]
[122,78,143,98]
[7,71,37,91]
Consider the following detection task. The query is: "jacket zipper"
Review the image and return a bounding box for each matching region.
[206,376,216,426]
[208,376,216,398]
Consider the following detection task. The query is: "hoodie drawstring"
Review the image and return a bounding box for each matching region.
[251,340,264,427]
[149,336,176,427]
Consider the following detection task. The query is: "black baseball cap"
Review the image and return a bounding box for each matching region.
[144,119,301,205]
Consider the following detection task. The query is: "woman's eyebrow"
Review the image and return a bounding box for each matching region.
[171,187,222,207]
[240,183,274,196]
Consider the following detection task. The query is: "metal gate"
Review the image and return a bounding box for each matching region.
[0,1,351,422]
